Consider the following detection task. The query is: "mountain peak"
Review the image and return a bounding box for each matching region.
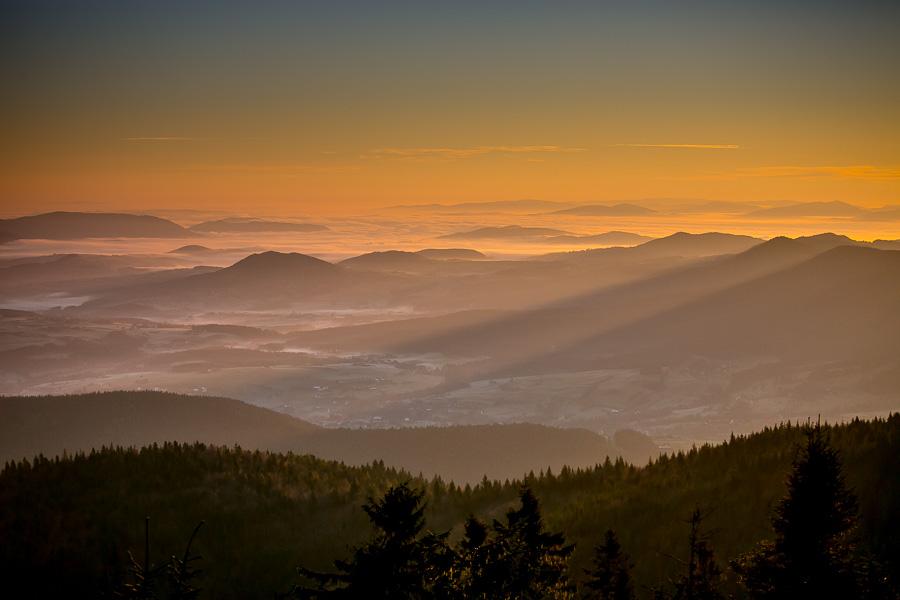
[226,251,336,276]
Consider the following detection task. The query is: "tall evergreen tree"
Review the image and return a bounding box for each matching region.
[583,529,635,600]
[294,483,450,599]
[485,486,575,599]
[733,426,872,598]
[671,509,724,600]
[454,516,493,599]
[167,521,205,600]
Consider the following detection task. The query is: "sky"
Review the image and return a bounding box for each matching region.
[2,0,899,217]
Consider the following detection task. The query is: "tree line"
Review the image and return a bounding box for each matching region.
[2,417,898,598]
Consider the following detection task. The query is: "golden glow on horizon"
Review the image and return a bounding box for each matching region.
[616,144,741,149]
[2,1,899,234]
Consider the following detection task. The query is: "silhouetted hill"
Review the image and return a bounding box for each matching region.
[0,391,654,482]
[440,225,571,240]
[189,218,328,233]
[169,244,214,254]
[545,231,653,246]
[628,231,762,257]
[0,254,218,297]
[0,211,194,240]
[0,392,321,461]
[873,238,900,250]
[303,424,639,483]
[551,203,656,216]
[415,248,487,260]
[339,249,489,273]
[293,237,894,382]
[746,201,865,218]
[387,199,572,213]
[77,251,359,310]
[528,246,900,373]
[219,251,335,277]
[340,250,434,270]
[545,232,763,261]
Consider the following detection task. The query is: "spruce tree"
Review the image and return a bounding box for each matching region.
[671,509,724,600]
[485,486,574,599]
[583,529,635,600]
[294,483,450,598]
[733,426,870,598]
[454,516,493,599]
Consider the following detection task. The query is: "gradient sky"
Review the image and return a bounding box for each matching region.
[2,0,899,216]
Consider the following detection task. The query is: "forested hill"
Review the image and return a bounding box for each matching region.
[0,391,657,482]
[1,415,897,598]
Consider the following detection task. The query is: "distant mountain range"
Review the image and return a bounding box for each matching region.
[414,248,487,260]
[523,244,900,375]
[386,199,574,213]
[544,231,654,246]
[550,203,656,216]
[0,211,194,240]
[440,226,654,246]
[0,212,332,242]
[0,391,658,482]
[543,231,763,260]
[339,249,489,273]
[0,253,218,297]
[440,225,572,240]
[189,217,329,233]
[289,234,900,378]
[746,201,900,221]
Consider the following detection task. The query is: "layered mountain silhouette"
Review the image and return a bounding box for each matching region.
[340,250,435,271]
[521,245,900,375]
[440,226,655,247]
[414,248,486,260]
[543,231,762,261]
[440,225,572,240]
[169,244,215,254]
[0,211,194,240]
[0,391,657,482]
[340,249,489,273]
[550,203,656,216]
[76,250,412,311]
[746,201,900,221]
[544,231,653,246]
[0,253,219,298]
[387,199,572,213]
[288,236,899,379]
[189,217,328,233]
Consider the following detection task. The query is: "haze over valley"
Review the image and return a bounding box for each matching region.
[2,208,897,451]
[3,2,900,596]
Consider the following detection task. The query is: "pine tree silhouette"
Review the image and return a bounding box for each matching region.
[454,516,493,599]
[671,509,724,600]
[116,518,205,600]
[734,425,884,598]
[485,486,574,599]
[117,517,164,600]
[168,521,205,600]
[583,529,635,600]
[294,483,450,598]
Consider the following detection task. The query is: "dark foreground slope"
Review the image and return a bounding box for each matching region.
[1,415,897,598]
[0,391,654,482]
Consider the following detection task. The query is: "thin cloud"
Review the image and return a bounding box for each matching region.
[617,143,740,150]
[734,165,900,180]
[684,165,900,181]
[190,163,359,174]
[368,145,587,159]
[124,137,198,142]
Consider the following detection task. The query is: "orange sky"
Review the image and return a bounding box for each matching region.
[2,2,898,222]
